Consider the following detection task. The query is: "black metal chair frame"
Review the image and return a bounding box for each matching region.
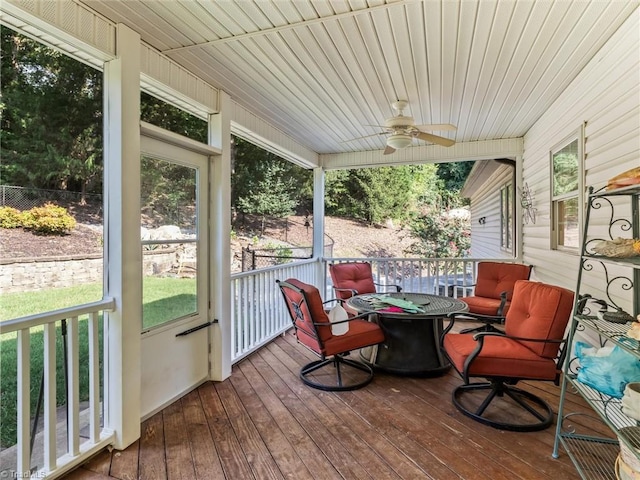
[441,314,568,432]
[277,279,382,392]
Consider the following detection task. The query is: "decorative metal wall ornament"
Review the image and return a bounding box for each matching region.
[519,182,537,224]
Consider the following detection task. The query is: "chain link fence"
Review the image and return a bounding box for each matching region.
[0,185,102,212]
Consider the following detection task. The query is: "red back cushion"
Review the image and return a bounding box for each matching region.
[280,279,332,351]
[474,262,532,300]
[330,262,377,300]
[505,280,574,358]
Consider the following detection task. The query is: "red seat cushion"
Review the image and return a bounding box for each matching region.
[505,280,574,358]
[330,262,377,300]
[281,278,385,357]
[473,262,532,300]
[323,319,385,357]
[443,333,558,380]
[462,296,510,316]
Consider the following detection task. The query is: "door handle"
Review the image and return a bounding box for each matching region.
[175,320,214,337]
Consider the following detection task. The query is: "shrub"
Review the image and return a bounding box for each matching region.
[406,207,470,258]
[22,203,76,235]
[0,207,24,228]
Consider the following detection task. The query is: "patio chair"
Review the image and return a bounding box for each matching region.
[459,261,533,333]
[441,280,574,431]
[277,278,386,391]
[329,262,401,315]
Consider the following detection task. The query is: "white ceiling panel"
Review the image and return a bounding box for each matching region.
[79,0,638,155]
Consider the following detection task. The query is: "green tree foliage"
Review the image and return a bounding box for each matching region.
[140,92,207,143]
[325,164,441,225]
[141,157,197,226]
[552,140,579,195]
[0,27,208,206]
[324,162,471,256]
[436,161,475,191]
[406,207,471,258]
[1,27,103,202]
[399,161,472,258]
[435,161,474,210]
[231,136,311,233]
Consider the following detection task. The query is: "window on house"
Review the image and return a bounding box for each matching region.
[500,183,513,252]
[551,129,583,251]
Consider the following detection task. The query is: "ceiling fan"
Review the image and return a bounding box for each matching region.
[347,101,456,155]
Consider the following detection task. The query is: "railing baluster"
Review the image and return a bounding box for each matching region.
[44,322,57,472]
[67,316,80,456]
[17,328,31,476]
[88,311,100,443]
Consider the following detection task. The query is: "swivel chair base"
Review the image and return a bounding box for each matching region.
[452,381,554,432]
[300,354,374,391]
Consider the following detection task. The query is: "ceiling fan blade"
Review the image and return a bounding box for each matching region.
[416,132,455,147]
[340,132,386,143]
[415,123,457,131]
[383,145,396,155]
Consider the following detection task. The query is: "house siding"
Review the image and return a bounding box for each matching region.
[468,164,516,259]
[522,9,639,313]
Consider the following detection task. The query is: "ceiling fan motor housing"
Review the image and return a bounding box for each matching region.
[385,115,414,129]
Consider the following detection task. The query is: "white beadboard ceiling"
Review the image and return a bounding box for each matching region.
[81,0,638,155]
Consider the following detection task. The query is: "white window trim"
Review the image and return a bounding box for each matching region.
[500,183,513,253]
[550,125,585,253]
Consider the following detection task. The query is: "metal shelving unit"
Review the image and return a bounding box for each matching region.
[553,184,640,479]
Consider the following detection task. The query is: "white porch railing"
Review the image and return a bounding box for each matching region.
[0,298,116,479]
[230,259,318,363]
[230,256,516,364]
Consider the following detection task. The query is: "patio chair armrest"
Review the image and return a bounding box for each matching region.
[323,298,346,306]
[471,332,566,344]
[332,287,359,297]
[462,332,566,382]
[313,310,374,326]
[374,282,402,293]
[495,291,509,316]
[439,313,462,351]
[457,311,506,325]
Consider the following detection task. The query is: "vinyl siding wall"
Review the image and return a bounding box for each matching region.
[522,9,639,314]
[468,164,516,259]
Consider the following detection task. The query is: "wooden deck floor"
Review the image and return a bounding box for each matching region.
[64,331,608,480]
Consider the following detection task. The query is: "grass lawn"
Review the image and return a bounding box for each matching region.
[0,276,196,448]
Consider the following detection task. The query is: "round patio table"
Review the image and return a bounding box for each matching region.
[347,292,468,376]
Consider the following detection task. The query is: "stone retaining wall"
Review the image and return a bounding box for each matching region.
[0,249,178,294]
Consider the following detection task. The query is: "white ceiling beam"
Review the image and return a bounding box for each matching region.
[320,138,524,170]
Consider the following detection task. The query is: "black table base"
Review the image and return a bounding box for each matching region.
[360,314,450,376]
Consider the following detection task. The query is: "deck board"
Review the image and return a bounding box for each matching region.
[63,332,587,480]
[138,412,167,480]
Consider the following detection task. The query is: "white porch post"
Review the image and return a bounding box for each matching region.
[208,91,232,381]
[312,167,326,286]
[103,24,142,449]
